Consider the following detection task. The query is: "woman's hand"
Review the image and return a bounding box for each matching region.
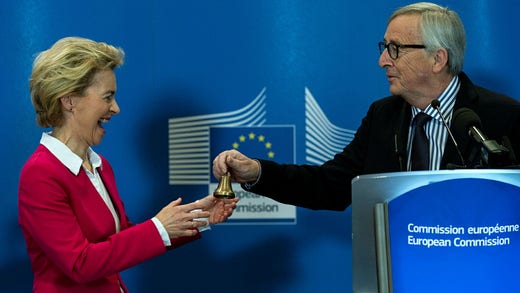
[197,194,239,224]
[155,198,211,238]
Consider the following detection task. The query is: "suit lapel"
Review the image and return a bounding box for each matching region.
[441,72,479,168]
[394,100,411,171]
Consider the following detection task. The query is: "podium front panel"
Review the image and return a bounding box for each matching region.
[351,170,520,293]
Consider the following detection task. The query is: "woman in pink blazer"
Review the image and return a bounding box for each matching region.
[18,37,237,293]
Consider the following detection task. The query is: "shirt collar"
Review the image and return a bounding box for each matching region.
[411,75,460,120]
[40,132,102,175]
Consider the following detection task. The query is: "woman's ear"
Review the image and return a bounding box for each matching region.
[60,96,73,111]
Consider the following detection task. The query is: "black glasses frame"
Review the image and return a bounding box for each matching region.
[379,41,426,60]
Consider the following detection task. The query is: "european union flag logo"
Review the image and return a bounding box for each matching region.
[209,126,295,183]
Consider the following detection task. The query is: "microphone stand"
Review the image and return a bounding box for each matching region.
[431,99,466,169]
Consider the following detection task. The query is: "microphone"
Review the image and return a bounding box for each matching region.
[452,108,510,167]
[430,99,466,168]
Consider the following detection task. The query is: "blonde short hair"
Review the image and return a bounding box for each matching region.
[29,37,124,127]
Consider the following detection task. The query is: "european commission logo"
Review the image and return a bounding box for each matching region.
[209,126,297,224]
[209,126,296,171]
[168,87,355,224]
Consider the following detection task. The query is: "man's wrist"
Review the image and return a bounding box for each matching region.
[244,159,262,189]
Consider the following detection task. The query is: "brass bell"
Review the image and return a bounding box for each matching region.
[213,172,235,199]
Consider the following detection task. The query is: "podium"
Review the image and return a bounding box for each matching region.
[351,169,520,293]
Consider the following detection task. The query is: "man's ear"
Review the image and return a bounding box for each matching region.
[432,48,449,73]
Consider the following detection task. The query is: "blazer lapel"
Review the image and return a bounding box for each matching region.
[97,166,127,227]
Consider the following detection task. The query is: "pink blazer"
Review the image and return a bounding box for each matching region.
[18,145,200,292]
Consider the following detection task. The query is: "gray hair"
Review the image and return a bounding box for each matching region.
[389,2,466,75]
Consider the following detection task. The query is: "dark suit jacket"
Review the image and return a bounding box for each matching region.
[247,72,520,211]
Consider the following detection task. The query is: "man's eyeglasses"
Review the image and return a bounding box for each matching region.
[378,41,426,60]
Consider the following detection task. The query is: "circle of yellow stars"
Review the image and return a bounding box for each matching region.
[232,132,275,158]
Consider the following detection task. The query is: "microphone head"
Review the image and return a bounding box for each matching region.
[431,99,441,109]
[451,108,483,167]
[452,108,482,136]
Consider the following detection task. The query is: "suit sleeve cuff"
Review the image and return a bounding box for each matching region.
[243,159,262,189]
[192,204,211,232]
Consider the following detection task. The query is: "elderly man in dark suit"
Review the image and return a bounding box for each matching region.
[212,2,520,211]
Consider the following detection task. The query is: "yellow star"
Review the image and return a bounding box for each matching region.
[239,135,246,142]
[232,142,239,149]
[268,151,275,158]
[265,142,272,149]
[258,135,265,142]
[249,132,255,140]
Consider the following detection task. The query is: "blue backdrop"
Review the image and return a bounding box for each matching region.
[1,1,519,292]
